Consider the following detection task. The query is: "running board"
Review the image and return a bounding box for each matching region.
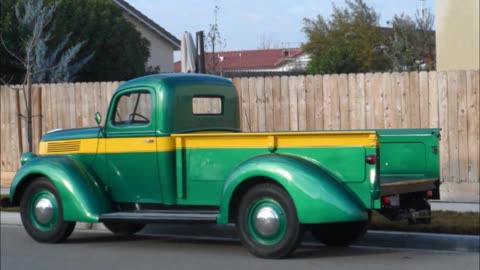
[99,210,218,224]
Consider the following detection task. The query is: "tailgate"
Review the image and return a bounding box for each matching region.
[376,128,440,196]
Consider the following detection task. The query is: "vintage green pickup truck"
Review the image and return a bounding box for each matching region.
[6,74,440,258]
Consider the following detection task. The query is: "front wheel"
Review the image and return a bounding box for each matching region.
[20,178,76,243]
[236,183,304,258]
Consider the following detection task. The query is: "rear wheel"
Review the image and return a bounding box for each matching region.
[103,222,145,236]
[236,183,304,258]
[20,178,76,243]
[310,221,368,246]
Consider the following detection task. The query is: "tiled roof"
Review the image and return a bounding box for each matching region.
[174,48,304,72]
[114,0,180,49]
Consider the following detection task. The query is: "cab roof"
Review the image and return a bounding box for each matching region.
[116,73,233,93]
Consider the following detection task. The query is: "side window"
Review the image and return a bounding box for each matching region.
[112,91,151,126]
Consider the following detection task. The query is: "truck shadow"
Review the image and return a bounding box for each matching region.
[292,245,394,259]
[65,229,395,259]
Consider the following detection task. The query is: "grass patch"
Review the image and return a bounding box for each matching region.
[369,210,480,235]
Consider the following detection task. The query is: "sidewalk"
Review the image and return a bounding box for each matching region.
[1,212,478,252]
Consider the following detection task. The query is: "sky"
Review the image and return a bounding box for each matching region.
[125,0,435,52]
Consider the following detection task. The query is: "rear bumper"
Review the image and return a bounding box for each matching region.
[380,178,440,198]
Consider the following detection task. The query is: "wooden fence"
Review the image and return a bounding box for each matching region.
[1,70,479,186]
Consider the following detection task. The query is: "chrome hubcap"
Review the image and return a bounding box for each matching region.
[34,198,53,224]
[253,206,279,237]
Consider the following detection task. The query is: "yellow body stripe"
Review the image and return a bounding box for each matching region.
[39,137,175,155]
[39,131,377,155]
[173,131,378,149]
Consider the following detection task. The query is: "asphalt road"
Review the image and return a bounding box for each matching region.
[1,225,479,270]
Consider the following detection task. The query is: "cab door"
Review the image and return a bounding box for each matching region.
[104,87,162,203]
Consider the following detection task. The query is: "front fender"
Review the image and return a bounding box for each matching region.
[217,154,368,224]
[10,155,111,223]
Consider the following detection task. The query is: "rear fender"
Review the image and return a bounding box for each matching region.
[217,154,368,224]
[10,155,111,223]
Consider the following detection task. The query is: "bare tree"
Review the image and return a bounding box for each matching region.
[1,0,93,152]
[205,5,226,74]
[257,33,279,50]
[385,9,435,71]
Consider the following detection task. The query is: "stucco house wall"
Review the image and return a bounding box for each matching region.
[435,0,479,70]
[122,15,176,72]
[114,0,180,73]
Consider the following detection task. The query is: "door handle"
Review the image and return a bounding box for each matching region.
[144,139,154,143]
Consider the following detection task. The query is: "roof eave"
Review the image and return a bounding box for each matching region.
[114,0,181,50]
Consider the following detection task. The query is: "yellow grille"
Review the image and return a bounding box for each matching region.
[47,141,81,153]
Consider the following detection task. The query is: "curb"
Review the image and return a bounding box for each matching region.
[2,212,478,252]
[356,230,479,252]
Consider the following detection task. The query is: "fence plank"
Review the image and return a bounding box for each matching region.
[58,84,68,130]
[255,77,266,132]
[466,71,479,183]
[32,85,42,152]
[65,83,76,129]
[409,72,421,127]
[428,71,439,128]
[8,87,17,168]
[399,72,410,128]
[240,78,250,131]
[419,71,429,127]
[382,73,393,128]
[365,73,375,129]
[272,76,282,131]
[305,75,315,130]
[356,73,366,129]
[323,75,333,130]
[347,74,357,129]
[1,87,10,170]
[447,71,460,182]
[4,87,11,169]
[437,71,450,182]
[297,76,307,131]
[288,76,299,131]
[264,77,274,132]
[314,75,324,130]
[390,73,403,129]
[248,77,258,131]
[74,83,82,128]
[279,76,289,131]
[372,73,384,128]
[0,87,6,171]
[338,74,350,129]
[457,72,469,182]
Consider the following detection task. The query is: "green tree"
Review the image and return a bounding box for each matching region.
[302,0,389,74]
[49,0,151,81]
[306,47,360,74]
[1,0,93,152]
[1,0,152,82]
[0,0,25,83]
[385,9,435,71]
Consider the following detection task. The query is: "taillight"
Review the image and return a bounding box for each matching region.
[365,154,377,164]
[426,190,433,198]
[381,196,391,205]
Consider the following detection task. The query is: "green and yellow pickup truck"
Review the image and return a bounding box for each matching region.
[5,74,440,258]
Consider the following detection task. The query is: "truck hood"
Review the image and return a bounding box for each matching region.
[41,127,101,141]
